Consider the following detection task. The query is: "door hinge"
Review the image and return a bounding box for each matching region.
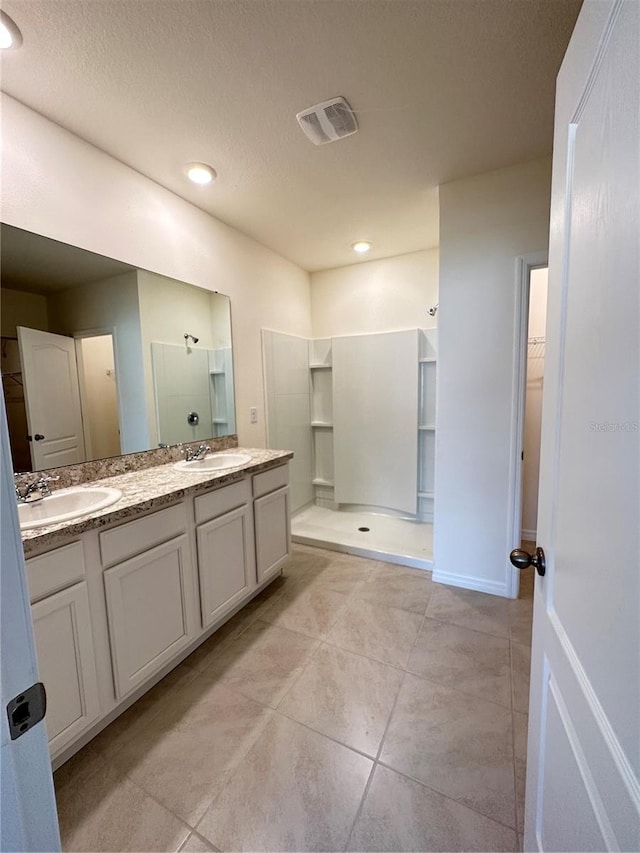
[6,682,47,740]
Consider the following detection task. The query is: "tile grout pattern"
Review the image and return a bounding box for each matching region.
[55,543,533,852]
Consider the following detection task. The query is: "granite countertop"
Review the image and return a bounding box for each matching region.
[21,448,293,555]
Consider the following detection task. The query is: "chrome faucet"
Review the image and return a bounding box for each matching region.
[181,444,211,462]
[15,475,60,503]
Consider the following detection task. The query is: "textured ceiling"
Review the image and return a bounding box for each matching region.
[0,0,582,271]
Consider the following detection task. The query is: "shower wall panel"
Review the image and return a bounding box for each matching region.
[333,330,419,515]
[262,330,313,513]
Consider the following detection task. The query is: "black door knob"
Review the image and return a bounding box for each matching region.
[510,546,546,577]
[34,434,45,441]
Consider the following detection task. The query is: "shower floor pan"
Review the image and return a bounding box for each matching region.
[291,505,433,571]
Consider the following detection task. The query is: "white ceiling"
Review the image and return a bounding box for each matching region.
[0,0,581,272]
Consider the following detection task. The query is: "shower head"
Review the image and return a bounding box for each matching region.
[427,304,439,317]
[184,333,199,345]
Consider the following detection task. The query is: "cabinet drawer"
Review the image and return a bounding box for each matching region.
[194,478,250,525]
[26,541,86,604]
[100,504,186,568]
[252,464,289,499]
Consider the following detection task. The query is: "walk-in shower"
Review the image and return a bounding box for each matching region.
[262,327,437,569]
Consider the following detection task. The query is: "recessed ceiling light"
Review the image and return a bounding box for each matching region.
[352,241,372,254]
[186,163,217,185]
[0,11,23,49]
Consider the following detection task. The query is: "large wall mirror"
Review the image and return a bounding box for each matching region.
[1,224,236,473]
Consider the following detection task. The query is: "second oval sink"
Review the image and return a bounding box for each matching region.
[18,486,123,530]
[173,452,252,473]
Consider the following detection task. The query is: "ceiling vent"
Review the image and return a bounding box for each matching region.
[296,97,358,145]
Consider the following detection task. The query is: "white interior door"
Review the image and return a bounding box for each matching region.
[524,2,639,850]
[17,326,86,470]
[0,396,61,851]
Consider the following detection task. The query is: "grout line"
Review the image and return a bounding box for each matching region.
[375,759,520,835]
[273,706,380,764]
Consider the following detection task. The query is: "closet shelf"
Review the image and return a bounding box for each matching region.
[211,418,228,424]
[309,363,332,369]
[418,424,436,431]
[312,477,334,487]
[419,357,437,364]
[418,490,434,499]
[209,370,225,375]
[311,421,333,428]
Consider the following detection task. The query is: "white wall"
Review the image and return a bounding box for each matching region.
[521,266,548,540]
[262,330,313,513]
[310,249,438,337]
[435,157,552,597]
[0,94,311,448]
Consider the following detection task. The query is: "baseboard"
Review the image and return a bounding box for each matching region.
[432,568,509,598]
[521,528,537,542]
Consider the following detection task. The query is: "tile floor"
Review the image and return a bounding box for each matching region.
[54,545,533,852]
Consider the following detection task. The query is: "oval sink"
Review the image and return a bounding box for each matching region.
[173,452,252,473]
[18,486,123,530]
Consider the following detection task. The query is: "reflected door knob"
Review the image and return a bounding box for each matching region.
[27,434,45,442]
[510,546,546,576]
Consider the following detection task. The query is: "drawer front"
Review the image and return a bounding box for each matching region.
[99,504,186,568]
[194,478,250,525]
[252,464,289,499]
[26,541,86,604]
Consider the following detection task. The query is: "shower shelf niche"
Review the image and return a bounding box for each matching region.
[418,329,438,522]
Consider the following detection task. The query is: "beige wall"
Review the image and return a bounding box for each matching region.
[1,93,311,448]
[310,249,439,338]
[77,335,121,460]
[522,266,548,538]
[435,157,552,596]
[0,288,49,338]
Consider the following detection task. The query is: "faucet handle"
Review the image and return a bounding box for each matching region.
[36,475,59,497]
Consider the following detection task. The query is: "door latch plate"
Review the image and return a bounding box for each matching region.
[6,682,47,740]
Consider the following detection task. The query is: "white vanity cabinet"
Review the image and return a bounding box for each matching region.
[195,479,257,629]
[25,541,101,755]
[23,457,291,766]
[101,504,198,699]
[253,466,291,583]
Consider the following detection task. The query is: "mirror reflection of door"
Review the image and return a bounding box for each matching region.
[75,333,121,461]
[17,326,87,471]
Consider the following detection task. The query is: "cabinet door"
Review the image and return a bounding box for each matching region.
[104,535,196,699]
[31,581,100,755]
[254,485,291,583]
[197,504,256,629]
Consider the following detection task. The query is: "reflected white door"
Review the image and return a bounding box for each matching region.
[525,2,639,850]
[17,326,86,470]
